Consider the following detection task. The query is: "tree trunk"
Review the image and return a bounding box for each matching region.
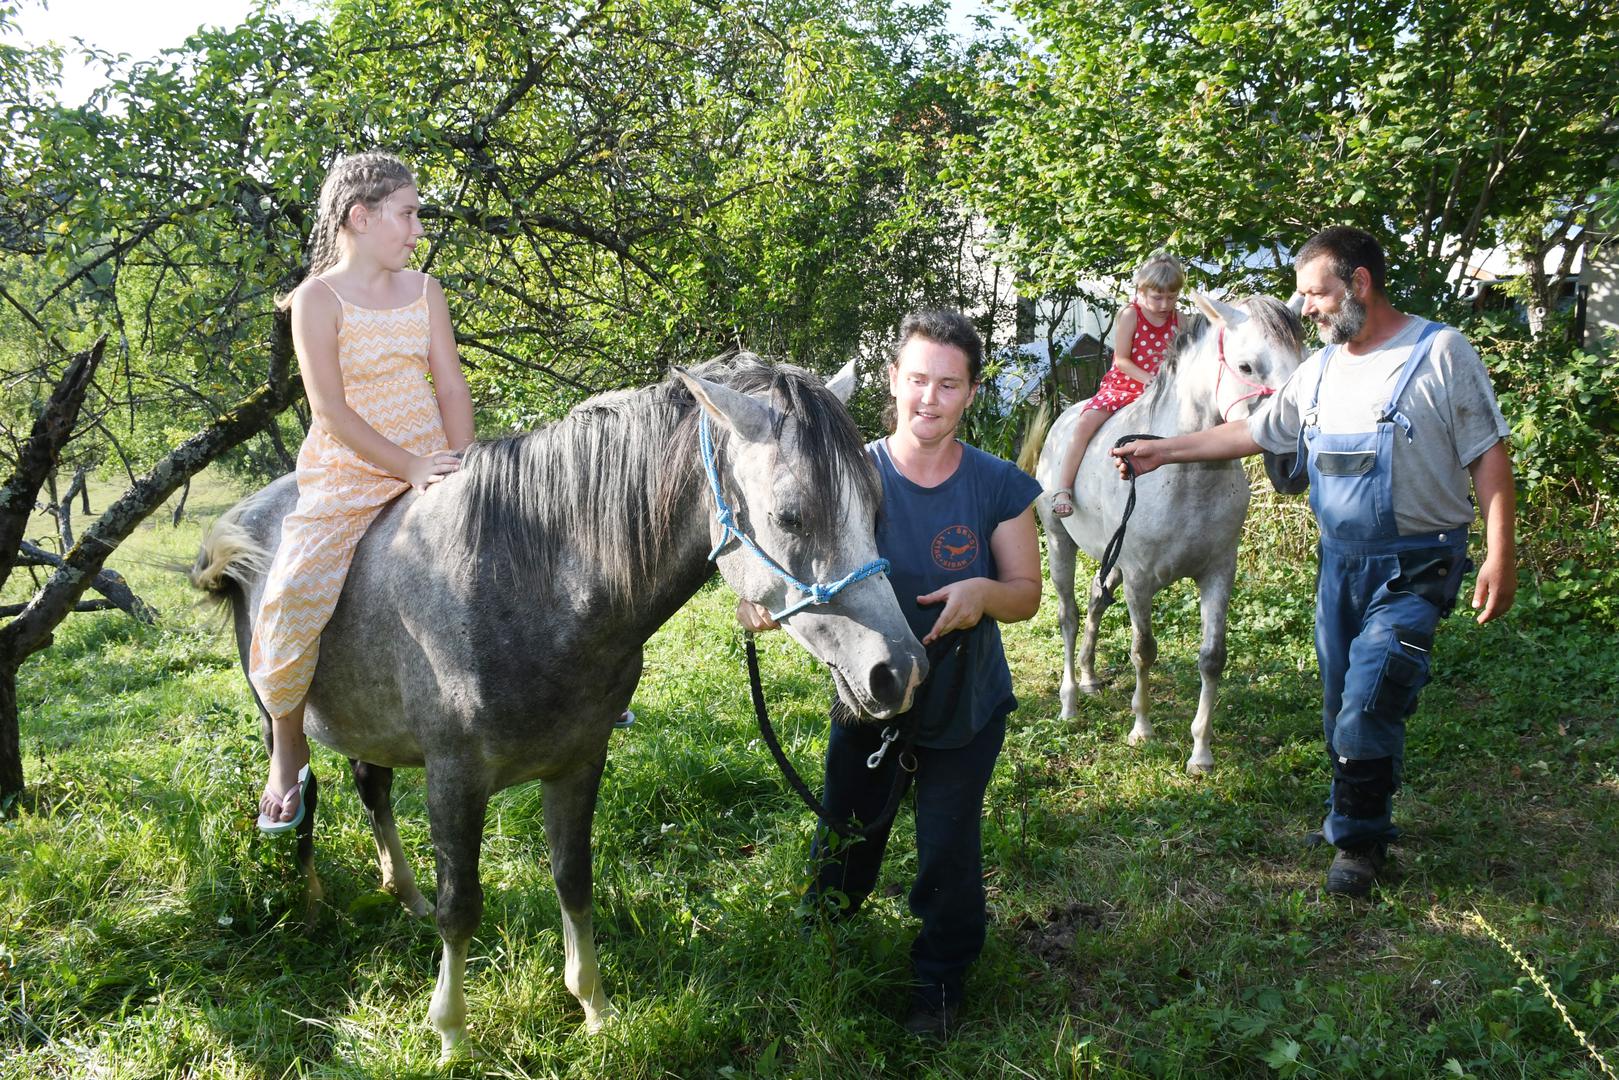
[0,663,19,808]
[60,466,88,549]
[0,340,106,598]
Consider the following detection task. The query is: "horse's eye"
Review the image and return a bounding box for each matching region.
[773,510,804,533]
[1239,363,1255,375]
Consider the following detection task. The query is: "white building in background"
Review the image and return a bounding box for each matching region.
[1578,216,1618,353]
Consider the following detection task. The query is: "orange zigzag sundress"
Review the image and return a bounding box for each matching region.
[248,273,450,719]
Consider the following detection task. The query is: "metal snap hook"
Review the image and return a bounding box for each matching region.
[866,726,899,769]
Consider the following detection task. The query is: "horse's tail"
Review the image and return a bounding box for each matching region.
[1016,396,1054,477]
[189,506,269,605]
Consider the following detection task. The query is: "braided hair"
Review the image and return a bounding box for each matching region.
[1134,250,1186,293]
[277,152,416,310]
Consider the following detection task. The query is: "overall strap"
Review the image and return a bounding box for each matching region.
[1380,319,1444,443]
[1289,345,1338,480]
[1307,345,1338,414]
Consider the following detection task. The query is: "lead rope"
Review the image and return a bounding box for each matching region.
[1095,433,1163,605]
[746,627,972,842]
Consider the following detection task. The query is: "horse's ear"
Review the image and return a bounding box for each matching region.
[1193,292,1248,328]
[1287,292,1305,315]
[674,367,775,443]
[826,358,858,404]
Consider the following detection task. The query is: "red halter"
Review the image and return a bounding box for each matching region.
[1215,326,1276,422]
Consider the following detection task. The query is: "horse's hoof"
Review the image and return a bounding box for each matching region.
[1125,728,1152,747]
[583,1003,620,1034]
[399,893,435,919]
[437,1030,474,1065]
[1077,681,1104,696]
[1185,759,1214,777]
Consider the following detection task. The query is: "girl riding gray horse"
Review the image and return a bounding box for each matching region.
[192,355,926,1058]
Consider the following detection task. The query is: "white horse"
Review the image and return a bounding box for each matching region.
[1028,294,1305,773]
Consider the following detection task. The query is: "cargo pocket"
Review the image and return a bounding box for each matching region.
[1393,547,1471,614]
[1366,629,1432,720]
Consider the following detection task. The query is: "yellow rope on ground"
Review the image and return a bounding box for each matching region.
[1469,909,1618,1079]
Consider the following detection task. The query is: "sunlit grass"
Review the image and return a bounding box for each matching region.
[2,469,1616,1077]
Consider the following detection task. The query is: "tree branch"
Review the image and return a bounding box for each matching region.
[12,540,155,624]
[0,338,107,599]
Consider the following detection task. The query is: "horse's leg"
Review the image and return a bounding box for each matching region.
[351,759,433,918]
[254,691,324,922]
[1077,567,1120,695]
[424,762,490,1061]
[1042,515,1085,716]
[542,753,617,1032]
[1123,579,1158,747]
[296,768,322,925]
[1186,562,1235,775]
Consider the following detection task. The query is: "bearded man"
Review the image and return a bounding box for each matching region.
[1112,226,1517,898]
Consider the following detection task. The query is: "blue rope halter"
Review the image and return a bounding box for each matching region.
[699,413,890,622]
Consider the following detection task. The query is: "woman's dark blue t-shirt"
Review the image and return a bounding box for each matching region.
[868,438,1042,748]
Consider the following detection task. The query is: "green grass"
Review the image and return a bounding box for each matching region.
[2,472,1616,1078]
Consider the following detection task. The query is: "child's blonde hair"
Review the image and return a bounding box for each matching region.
[1134,251,1185,293]
[277,152,416,310]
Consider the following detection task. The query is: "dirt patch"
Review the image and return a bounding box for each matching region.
[1014,900,1106,964]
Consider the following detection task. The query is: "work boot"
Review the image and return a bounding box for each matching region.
[902,985,962,1041]
[1325,843,1387,899]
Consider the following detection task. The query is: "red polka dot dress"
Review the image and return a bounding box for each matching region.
[1084,301,1178,413]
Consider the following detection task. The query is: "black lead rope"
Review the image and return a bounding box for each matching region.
[1095,433,1163,605]
[745,628,971,842]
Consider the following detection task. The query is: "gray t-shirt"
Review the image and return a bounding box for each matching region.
[1248,317,1509,535]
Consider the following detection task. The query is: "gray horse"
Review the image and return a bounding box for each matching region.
[190,355,927,1058]
[1028,295,1304,773]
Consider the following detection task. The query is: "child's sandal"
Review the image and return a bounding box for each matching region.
[1051,488,1075,518]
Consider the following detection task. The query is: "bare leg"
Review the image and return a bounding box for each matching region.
[260,700,310,824]
[1123,580,1158,747]
[1077,567,1120,695]
[542,751,617,1032]
[424,761,489,1062]
[1052,408,1110,517]
[351,760,434,918]
[1187,562,1235,775]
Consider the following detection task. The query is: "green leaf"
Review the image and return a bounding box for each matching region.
[1262,1037,1302,1069]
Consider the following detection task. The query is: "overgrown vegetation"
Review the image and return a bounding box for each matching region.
[1,472,1614,1077]
[1476,326,1619,630]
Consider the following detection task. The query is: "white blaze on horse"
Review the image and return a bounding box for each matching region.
[190,355,925,1060]
[1026,294,1305,773]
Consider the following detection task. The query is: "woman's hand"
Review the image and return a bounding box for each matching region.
[405,451,462,492]
[915,579,989,645]
[736,599,780,633]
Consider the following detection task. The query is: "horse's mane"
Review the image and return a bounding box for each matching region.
[455,352,878,606]
[1135,295,1303,414]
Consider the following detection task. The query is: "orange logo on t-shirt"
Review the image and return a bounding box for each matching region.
[932,525,978,570]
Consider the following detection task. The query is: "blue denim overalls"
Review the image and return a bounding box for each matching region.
[1297,320,1471,850]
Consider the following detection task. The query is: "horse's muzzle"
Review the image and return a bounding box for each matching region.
[866,650,928,717]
